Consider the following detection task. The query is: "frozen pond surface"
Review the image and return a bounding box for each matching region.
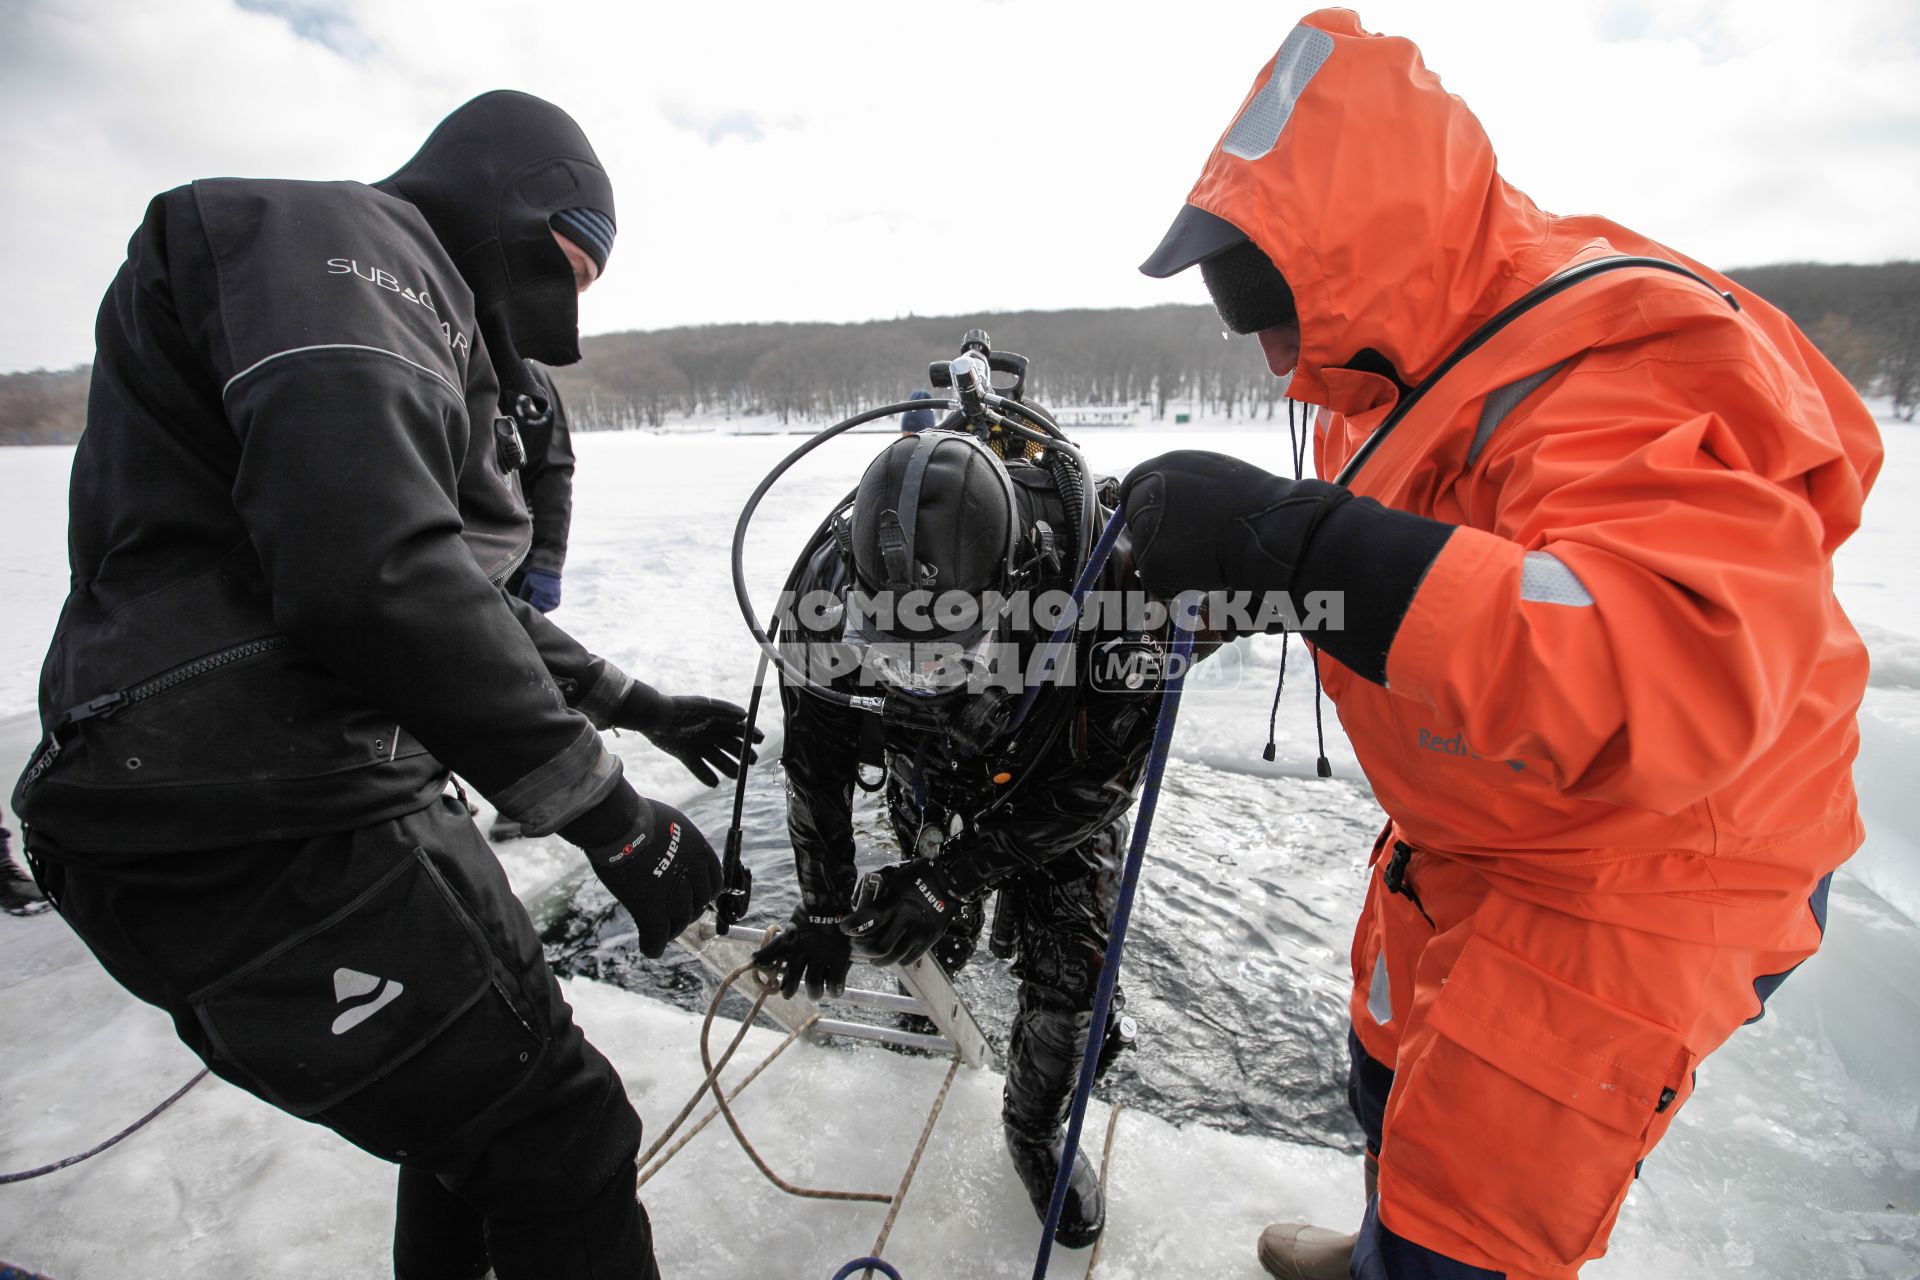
[541,730,1385,1153]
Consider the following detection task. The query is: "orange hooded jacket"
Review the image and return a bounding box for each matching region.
[1168,10,1882,1275]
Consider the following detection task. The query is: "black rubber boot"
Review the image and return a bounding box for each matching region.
[1004,1126,1105,1249]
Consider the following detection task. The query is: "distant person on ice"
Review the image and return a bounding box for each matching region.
[10,92,758,1280]
[1126,10,1881,1280]
[898,387,938,433]
[754,428,1212,1248]
[507,359,576,617]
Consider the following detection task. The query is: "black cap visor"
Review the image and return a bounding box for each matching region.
[1138,205,1250,278]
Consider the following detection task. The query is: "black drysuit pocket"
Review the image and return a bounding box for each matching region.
[190,848,545,1159]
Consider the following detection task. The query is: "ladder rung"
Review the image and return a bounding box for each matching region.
[827,986,927,1016]
[680,918,994,1069]
[812,1018,956,1056]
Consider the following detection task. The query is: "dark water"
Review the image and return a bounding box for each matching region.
[539,739,1384,1156]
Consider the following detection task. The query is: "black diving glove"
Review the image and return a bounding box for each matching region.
[1118,451,1351,597]
[614,684,763,787]
[839,858,963,969]
[579,797,724,958]
[752,906,854,999]
[1119,450,1457,684]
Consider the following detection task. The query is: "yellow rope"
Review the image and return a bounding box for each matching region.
[637,1005,818,1189]
[636,938,975,1269]
[1081,1104,1126,1279]
[865,1055,963,1273]
[633,960,773,1177]
[698,958,893,1203]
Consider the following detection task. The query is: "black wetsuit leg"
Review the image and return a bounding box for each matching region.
[36,794,655,1280]
[1002,817,1126,1137]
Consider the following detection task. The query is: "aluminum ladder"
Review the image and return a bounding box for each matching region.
[680,917,994,1068]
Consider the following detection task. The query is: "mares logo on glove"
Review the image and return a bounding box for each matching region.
[651,820,683,878]
[915,878,947,913]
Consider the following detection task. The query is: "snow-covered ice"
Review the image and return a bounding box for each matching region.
[1,411,1916,1277]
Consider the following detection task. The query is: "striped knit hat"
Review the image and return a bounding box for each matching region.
[550,207,615,271]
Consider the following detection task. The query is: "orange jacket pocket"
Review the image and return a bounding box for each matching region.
[1379,933,1696,1270]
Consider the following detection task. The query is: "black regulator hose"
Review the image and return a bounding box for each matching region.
[730,394,1089,706]
[716,490,861,934]
[1046,446,1088,570]
[733,400,960,709]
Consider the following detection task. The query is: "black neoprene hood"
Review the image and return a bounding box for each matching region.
[850,432,1021,640]
[377,90,615,375]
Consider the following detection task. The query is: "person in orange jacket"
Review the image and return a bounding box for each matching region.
[1124,10,1882,1280]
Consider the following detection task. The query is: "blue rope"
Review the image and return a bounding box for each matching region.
[1031,618,1198,1277]
[831,1258,903,1280]
[1007,509,1128,733]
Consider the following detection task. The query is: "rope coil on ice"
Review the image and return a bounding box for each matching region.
[640,946,970,1278]
[0,1067,208,1185]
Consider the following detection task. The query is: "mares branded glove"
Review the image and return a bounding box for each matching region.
[515,568,563,613]
[751,905,854,1000]
[614,684,763,787]
[575,795,723,958]
[839,858,964,969]
[1119,450,1456,684]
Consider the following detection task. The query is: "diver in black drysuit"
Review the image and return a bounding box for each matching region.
[11,92,756,1280]
[755,429,1207,1248]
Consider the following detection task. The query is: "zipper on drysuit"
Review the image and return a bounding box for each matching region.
[18,636,292,791]
[1383,840,1437,929]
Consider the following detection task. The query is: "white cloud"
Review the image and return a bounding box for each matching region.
[2,0,1916,371]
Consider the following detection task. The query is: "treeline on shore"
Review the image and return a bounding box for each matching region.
[5,261,1915,444]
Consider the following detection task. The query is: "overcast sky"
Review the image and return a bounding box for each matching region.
[3,0,1917,372]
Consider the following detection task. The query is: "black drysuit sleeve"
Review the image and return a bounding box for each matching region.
[777,539,863,917]
[192,184,629,836]
[501,592,633,729]
[519,361,576,576]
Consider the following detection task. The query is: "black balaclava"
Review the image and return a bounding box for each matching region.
[1200,239,1298,336]
[377,90,615,408]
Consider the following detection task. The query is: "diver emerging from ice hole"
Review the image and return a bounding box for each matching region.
[753,413,1223,1249]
